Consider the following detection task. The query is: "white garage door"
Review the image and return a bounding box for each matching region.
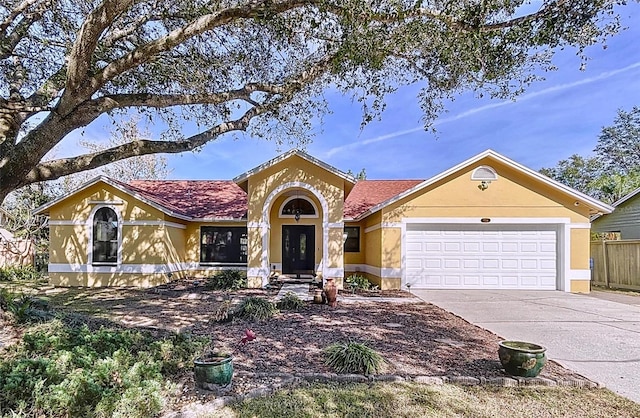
[405,224,558,289]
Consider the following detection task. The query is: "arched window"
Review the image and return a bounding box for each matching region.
[92,207,118,264]
[280,198,316,217]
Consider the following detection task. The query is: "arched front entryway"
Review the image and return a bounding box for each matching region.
[259,182,331,286]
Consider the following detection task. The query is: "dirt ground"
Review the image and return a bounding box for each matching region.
[2,279,587,406]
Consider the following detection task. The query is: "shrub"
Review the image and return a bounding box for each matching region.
[235,297,278,321]
[0,320,208,417]
[206,270,247,290]
[0,265,42,282]
[324,341,385,375]
[277,292,304,311]
[0,289,51,324]
[345,274,373,291]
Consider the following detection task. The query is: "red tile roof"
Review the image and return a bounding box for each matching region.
[114,179,422,220]
[343,180,424,219]
[126,180,248,219]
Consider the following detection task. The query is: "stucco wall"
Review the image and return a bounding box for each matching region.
[243,154,347,286]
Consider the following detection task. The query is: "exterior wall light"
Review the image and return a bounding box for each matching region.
[478,181,490,191]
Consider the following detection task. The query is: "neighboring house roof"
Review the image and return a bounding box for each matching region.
[233,149,356,185]
[127,180,247,220]
[343,180,423,220]
[591,187,640,222]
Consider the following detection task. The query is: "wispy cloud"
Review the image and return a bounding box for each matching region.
[324,61,640,158]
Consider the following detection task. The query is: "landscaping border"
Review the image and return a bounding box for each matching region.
[165,372,603,417]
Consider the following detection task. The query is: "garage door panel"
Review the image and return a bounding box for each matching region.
[482,242,500,252]
[406,225,557,290]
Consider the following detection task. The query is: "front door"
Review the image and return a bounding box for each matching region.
[282,225,315,274]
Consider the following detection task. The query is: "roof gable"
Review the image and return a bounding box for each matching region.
[348,149,614,221]
[233,149,356,187]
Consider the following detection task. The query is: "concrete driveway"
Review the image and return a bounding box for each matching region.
[412,289,640,403]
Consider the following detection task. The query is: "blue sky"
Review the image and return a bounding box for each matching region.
[61,3,640,182]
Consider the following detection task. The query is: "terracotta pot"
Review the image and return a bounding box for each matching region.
[498,341,546,377]
[324,278,338,307]
[194,353,233,388]
[313,289,324,304]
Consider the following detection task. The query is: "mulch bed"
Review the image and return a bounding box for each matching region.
[2,280,589,410]
[139,280,586,407]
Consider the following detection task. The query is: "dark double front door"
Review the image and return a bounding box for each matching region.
[282,225,315,274]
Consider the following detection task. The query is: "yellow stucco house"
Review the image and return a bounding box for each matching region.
[36,149,613,293]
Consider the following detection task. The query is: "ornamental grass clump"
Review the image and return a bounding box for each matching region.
[236,297,278,321]
[277,292,304,311]
[206,269,247,290]
[324,341,385,375]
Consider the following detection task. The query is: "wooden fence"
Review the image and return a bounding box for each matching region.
[591,240,640,291]
[0,238,35,267]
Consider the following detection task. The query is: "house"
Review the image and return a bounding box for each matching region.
[591,188,640,239]
[35,149,613,292]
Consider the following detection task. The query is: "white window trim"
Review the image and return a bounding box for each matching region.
[278,196,319,219]
[88,205,122,267]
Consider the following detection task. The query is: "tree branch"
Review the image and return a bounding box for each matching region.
[0,0,53,59]
[63,0,136,103]
[25,104,268,183]
[88,0,319,93]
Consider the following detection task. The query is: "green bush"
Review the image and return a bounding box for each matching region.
[235,296,278,321]
[345,274,373,291]
[206,270,247,290]
[0,320,208,417]
[0,265,42,282]
[277,292,305,311]
[324,341,385,375]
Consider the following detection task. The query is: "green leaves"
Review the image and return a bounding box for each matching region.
[324,340,385,375]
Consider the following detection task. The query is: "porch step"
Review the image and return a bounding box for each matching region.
[277,274,317,284]
[276,283,312,301]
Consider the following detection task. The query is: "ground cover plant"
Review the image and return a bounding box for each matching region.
[0,319,207,417]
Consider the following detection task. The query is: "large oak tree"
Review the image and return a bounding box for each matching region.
[0,0,631,203]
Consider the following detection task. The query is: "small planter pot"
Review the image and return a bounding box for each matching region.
[194,354,233,389]
[498,340,547,377]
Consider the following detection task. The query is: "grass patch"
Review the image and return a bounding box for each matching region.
[218,382,640,418]
[0,320,208,417]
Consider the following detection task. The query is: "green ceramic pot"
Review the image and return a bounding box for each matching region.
[194,354,233,388]
[498,341,547,377]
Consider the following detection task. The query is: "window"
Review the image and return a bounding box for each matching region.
[200,227,248,264]
[344,226,360,252]
[92,207,118,264]
[281,198,316,216]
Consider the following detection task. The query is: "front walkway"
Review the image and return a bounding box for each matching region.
[412,289,640,404]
